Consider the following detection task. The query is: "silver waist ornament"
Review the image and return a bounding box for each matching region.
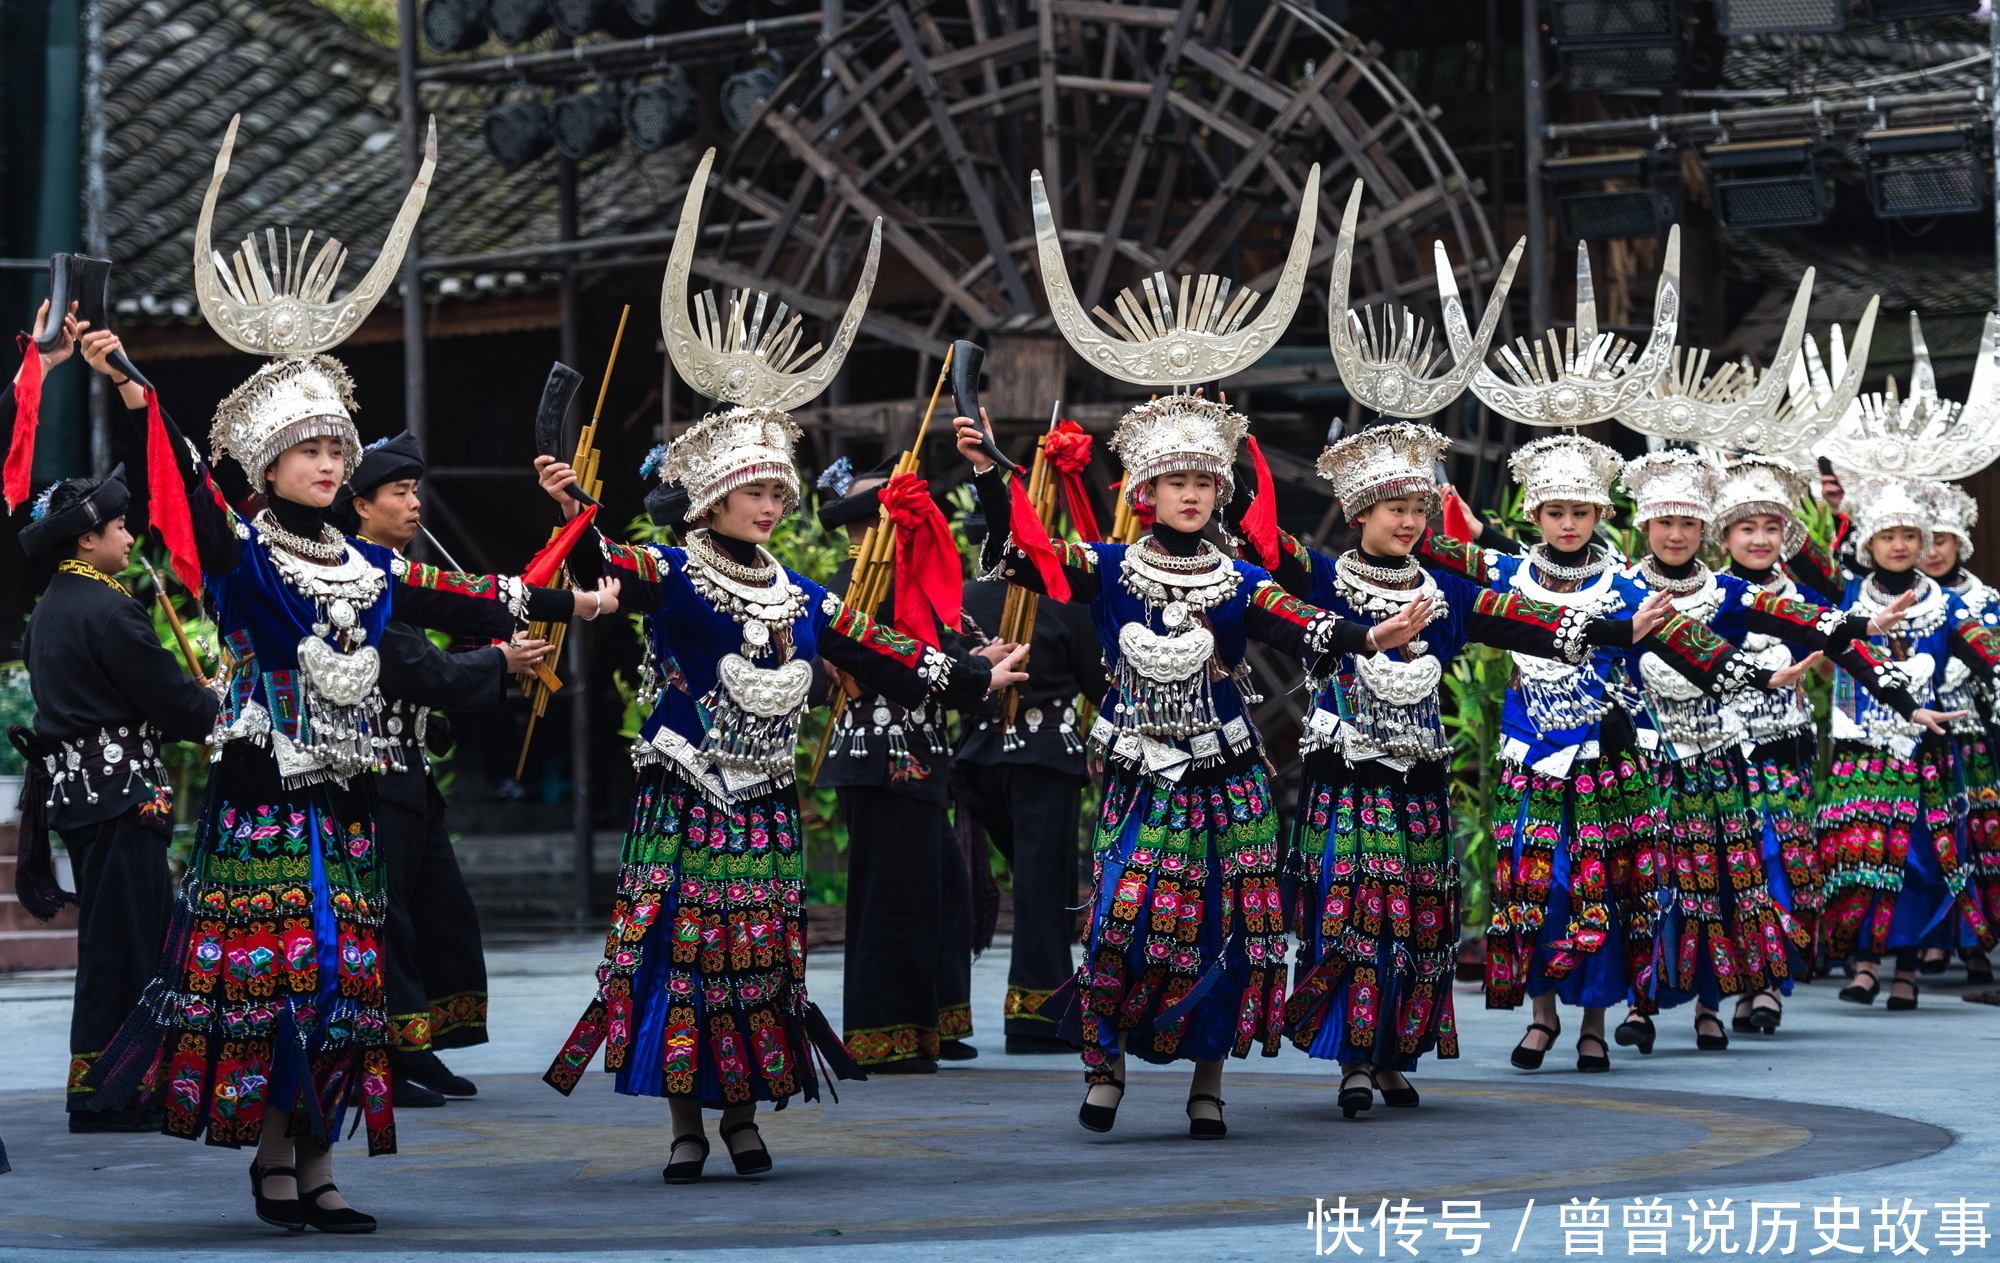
[266,535,389,785]
[1319,558,1451,763]
[1508,564,1622,734]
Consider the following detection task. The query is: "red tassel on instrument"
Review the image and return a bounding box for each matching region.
[1440,485,1476,543]
[881,472,963,648]
[1042,419,1100,542]
[5,337,45,513]
[523,503,600,588]
[1240,435,1280,569]
[143,387,205,597]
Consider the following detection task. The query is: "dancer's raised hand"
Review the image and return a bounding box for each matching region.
[1366,595,1434,652]
[535,454,582,518]
[1865,588,1916,636]
[1767,650,1823,690]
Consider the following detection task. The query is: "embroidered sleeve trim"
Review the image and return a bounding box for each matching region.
[831,604,924,667]
[1418,532,1494,583]
[1250,579,1343,650]
[398,560,502,599]
[600,536,664,582]
[1651,611,1730,666]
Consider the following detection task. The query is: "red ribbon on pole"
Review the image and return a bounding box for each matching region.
[523,503,600,588]
[1239,435,1281,569]
[1042,419,1100,543]
[143,387,205,597]
[5,337,45,513]
[881,472,964,648]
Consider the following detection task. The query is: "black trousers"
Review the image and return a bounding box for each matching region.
[379,777,489,1054]
[962,762,1086,1036]
[62,811,173,1111]
[838,786,973,1065]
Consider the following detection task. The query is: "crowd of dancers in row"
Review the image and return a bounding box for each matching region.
[5,127,1996,1233]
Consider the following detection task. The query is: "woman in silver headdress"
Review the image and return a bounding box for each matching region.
[956,163,1446,1136]
[1258,426,1765,1109]
[1818,475,1999,1011]
[1422,436,1723,1072]
[537,152,1023,1183]
[1916,481,1999,985]
[74,118,614,1233]
[1616,453,1945,1047]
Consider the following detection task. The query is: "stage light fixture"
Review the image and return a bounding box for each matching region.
[1863,0,1975,18]
[423,0,488,53]
[1704,138,1837,229]
[550,0,643,38]
[484,97,553,171]
[552,88,625,160]
[486,0,550,46]
[721,57,785,134]
[1864,125,1989,219]
[625,70,699,152]
[1548,0,1685,91]
[1546,149,1679,241]
[1716,0,1842,35]
[619,0,676,31]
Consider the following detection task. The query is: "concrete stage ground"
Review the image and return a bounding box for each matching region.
[2,935,1996,1261]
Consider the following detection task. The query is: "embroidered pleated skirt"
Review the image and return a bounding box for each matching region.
[546,764,858,1106]
[1738,731,1826,985]
[81,745,397,1155]
[1048,758,1287,1081]
[1646,749,1810,1009]
[1284,755,1459,1071]
[1484,747,1660,1012]
[1818,737,1991,955]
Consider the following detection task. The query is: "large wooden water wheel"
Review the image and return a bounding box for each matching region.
[701,0,1502,422]
[694,0,1501,777]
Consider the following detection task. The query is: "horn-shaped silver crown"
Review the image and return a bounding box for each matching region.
[1462,231,1681,427]
[1617,269,1809,444]
[195,114,436,358]
[1817,310,2000,480]
[662,148,882,413]
[1030,165,1318,387]
[1328,181,1524,418]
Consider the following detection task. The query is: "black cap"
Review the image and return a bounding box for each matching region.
[815,455,895,529]
[19,465,131,559]
[645,483,690,527]
[342,431,426,505]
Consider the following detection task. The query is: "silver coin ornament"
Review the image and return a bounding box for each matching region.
[1162,601,1190,630]
[872,705,893,727]
[329,598,356,630]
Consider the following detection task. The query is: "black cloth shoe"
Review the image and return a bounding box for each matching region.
[1185,1094,1226,1138]
[391,1072,447,1108]
[1004,1033,1075,1055]
[871,1057,939,1075]
[1510,1022,1559,1070]
[663,1134,709,1184]
[1576,1033,1611,1073]
[1886,978,1921,1010]
[720,1120,773,1175]
[68,1107,152,1134]
[1694,1013,1729,1051]
[1079,1078,1124,1133]
[300,1184,376,1234]
[395,1049,477,1098]
[1614,1014,1656,1055]
[936,1040,979,1061]
[249,1161,307,1232]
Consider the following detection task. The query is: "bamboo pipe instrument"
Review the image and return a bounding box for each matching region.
[139,555,208,686]
[514,306,628,779]
[806,344,956,781]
